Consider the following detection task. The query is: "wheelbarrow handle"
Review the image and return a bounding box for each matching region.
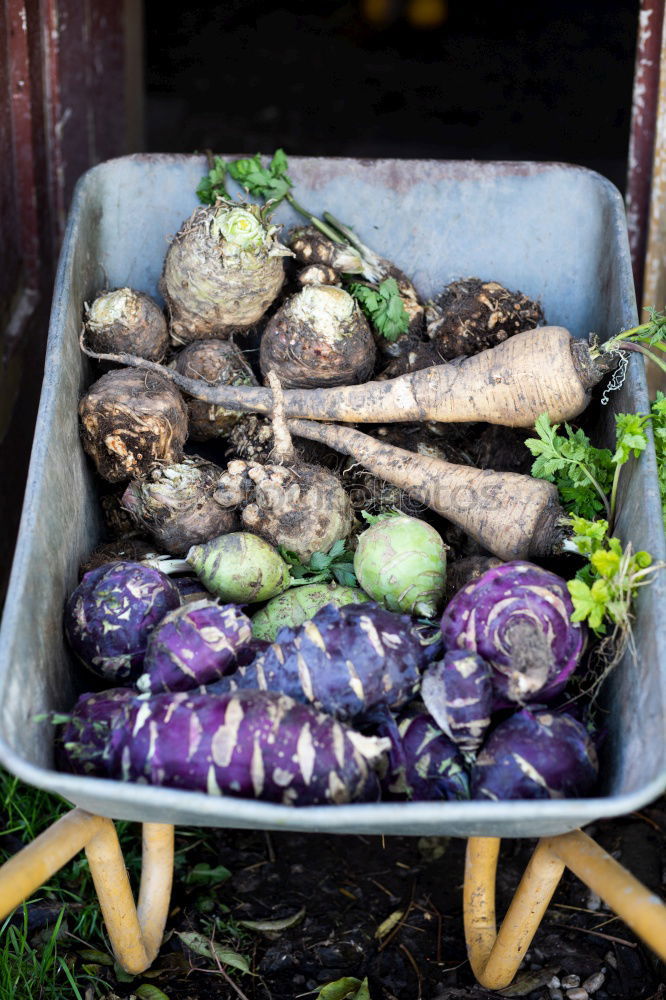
[464,828,666,990]
[0,808,174,975]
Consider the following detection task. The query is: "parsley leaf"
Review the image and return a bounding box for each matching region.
[278,541,358,588]
[525,413,614,519]
[227,150,293,204]
[651,391,666,526]
[196,155,231,204]
[349,278,410,342]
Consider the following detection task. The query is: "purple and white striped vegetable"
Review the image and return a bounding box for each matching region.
[421,650,493,753]
[471,708,598,800]
[207,601,425,721]
[56,688,136,776]
[60,689,390,806]
[137,600,253,694]
[377,708,470,801]
[441,560,585,705]
[64,561,180,682]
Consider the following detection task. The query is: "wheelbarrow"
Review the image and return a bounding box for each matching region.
[0,156,664,988]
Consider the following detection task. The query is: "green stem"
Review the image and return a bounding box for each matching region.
[576,462,612,521]
[285,193,347,244]
[609,464,622,525]
[616,340,666,374]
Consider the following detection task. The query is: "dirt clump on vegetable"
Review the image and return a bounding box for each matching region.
[121,457,239,556]
[84,287,169,362]
[214,458,353,562]
[162,202,292,343]
[260,284,376,389]
[172,338,258,439]
[78,367,189,482]
[426,277,545,359]
[79,538,161,577]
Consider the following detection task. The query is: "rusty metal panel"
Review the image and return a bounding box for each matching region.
[0,155,664,838]
[626,0,665,302]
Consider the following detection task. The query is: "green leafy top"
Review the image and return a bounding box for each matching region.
[279,539,358,588]
[525,413,614,519]
[348,278,410,342]
[196,155,231,204]
[227,149,293,203]
[651,391,666,526]
[566,517,655,635]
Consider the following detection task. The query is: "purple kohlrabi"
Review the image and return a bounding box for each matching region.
[137,600,253,694]
[376,707,470,801]
[420,650,494,754]
[441,560,585,706]
[471,707,598,800]
[64,561,181,682]
[60,688,390,806]
[206,601,425,721]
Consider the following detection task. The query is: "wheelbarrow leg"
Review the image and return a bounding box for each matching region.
[0,808,174,975]
[464,829,666,990]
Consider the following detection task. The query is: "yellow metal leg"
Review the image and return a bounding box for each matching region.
[464,829,666,991]
[0,808,174,976]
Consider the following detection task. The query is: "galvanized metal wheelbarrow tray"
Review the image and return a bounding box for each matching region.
[0,156,664,985]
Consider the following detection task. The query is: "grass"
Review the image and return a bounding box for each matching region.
[0,769,145,999]
[0,770,252,1000]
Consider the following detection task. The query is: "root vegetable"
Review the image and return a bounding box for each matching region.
[60,688,390,806]
[81,326,616,429]
[56,688,136,776]
[187,532,291,603]
[208,602,425,721]
[471,708,598,800]
[121,457,238,556]
[441,561,585,705]
[162,202,292,343]
[251,582,368,641]
[64,561,180,682]
[353,515,447,618]
[173,339,258,440]
[290,420,566,562]
[445,556,504,602]
[376,708,470,801]
[259,285,375,389]
[137,600,253,693]
[426,278,544,360]
[78,367,189,483]
[288,225,366,275]
[297,263,340,286]
[84,287,168,361]
[420,651,494,753]
[214,458,353,562]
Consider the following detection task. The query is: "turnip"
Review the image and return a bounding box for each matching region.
[470,708,598,800]
[137,600,253,694]
[78,367,189,483]
[214,458,354,562]
[208,602,425,721]
[441,561,585,705]
[186,532,291,603]
[259,285,376,389]
[162,202,292,343]
[353,514,447,618]
[59,688,390,806]
[121,457,238,557]
[84,287,169,362]
[420,650,494,754]
[172,339,258,440]
[426,278,544,360]
[251,582,368,641]
[376,708,470,801]
[64,561,180,682]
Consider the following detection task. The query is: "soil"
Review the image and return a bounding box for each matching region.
[98,803,665,999]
